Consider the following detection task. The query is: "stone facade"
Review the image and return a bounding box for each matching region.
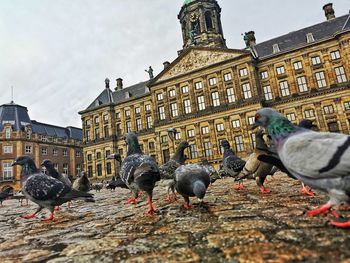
[79,1,350,180]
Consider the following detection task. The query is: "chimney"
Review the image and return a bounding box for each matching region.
[116,78,123,91]
[163,61,170,69]
[323,3,335,20]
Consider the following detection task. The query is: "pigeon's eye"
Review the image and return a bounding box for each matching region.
[255,113,261,121]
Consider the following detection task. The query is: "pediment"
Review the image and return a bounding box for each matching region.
[156,48,246,82]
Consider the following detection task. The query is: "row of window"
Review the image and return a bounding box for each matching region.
[22,145,71,156]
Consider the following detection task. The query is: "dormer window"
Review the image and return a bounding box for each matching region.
[306,33,315,43]
[272,44,280,53]
[5,127,11,139]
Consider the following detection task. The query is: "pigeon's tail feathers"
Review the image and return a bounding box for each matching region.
[64,189,94,201]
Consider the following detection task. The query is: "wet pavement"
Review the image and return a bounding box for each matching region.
[1,173,350,263]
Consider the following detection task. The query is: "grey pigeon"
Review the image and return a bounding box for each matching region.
[93,182,104,192]
[252,107,350,228]
[0,187,13,206]
[41,159,72,188]
[199,159,221,183]
[174,164,211,209]
[72,171,91,193]
[119,132,160,214]
[236,129,274,193]
[12,155,94,221]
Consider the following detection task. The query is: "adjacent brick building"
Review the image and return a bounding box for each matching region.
[79,1,350,180]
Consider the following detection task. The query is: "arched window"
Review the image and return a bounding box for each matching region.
[191,20,200,34]
[205,11,213,30]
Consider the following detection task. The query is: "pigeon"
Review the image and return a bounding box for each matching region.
[12,155,94,221]
[106,154,129,190]
[0,187,13,206]
[119,132,160,214]
[235,129,274,193]
[220,139,246,189]
[41,160,72,188]
[72,171,91,193]
[199,159,221,183]
[93,182,104,192]
[252,107,350,228]
[173,164,211,209]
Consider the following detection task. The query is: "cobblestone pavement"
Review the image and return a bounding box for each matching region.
[1,173,350,263]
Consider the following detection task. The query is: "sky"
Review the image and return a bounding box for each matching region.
[0,0,349,128]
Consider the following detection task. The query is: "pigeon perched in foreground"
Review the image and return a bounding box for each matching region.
[12,155,94,221]
[236,129,274,193]
[72,171,91,193]
[173,164,211,209]
[0,187,13,206]
[252,108,350,228]
[119,132,160,214]
[220,139,246,189]
[106,154,129,190]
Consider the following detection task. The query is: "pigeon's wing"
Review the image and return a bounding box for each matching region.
[280,131,350,179]
[160,160,180,179]
[24,174,70,201]
[225,156,246,172]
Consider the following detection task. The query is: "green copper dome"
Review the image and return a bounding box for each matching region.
[183,0,194,5]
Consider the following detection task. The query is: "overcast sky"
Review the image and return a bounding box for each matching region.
[0,0,349,128]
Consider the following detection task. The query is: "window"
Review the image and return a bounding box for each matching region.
[103,115,109,122]
[41,148,48,155]
[145,104,151,112]
[94,116,99,124]
[224,73,232,82]
[182,86,189,93]
[158,106,165,120]
[242,83,252,99]
[105,150,111,157]
[184,99,192,114]
[204,142,213,157]
[209,77,217,86]
[201,126,209,134]
[226,88,236,103]
[344,101,350,111]
[251,133,256,149]
[260,71,268,79]
[239,68,248,77]
[135,107,141,114]
[125,110,130,117]
[272,44,280,53]
[218,139,225,154]
[96,152,102,159]
[157,93,163,101]
[95,128,100,139]
[279,81,290,97]
[106,162,112,175]
[335,66,347,83]
[161,135,168,143]
[187,129,195,138]
[163,149,170,163]
[3,145,12,154]
[146,116,153,129]
[85,119,91,127]
[169,89,176,97]
[26,131,31,139]
[205,11,213,30]
[96,164,102,177]
[170,103,178,117]
[118,148,123,156]
[54,163,59,171]
[63,163,68,175]
[103,126,109,138]
[115,112,120,119]
[63,149,68,156]
[286,113,296,122]
[189,144,198,159]
[232,119,240,128]
[248,117,255,125]
[126,121,132,132]
[306,33,315,43]
[136,119,142,131]
[149,141,155,150]
[175,132,181,140]
[330,50,341,60]
[197,96,206,110]
[5,128,10,139]
[235,135,245,152]
[323,105,334,114]
[216,123,224,132]
[263,85,273,100]
[312,56,321,65]
[294,61,303,70]
[195,81,203,90]
[25,145,32,154]
[87,154,92,161]
[116,124,121,135]
[297,76,308,92]
[87,166,93,178]
[211,92,220,107]
[3,161,13,180]
[315,71,327,88]
[276,66,285,75]
[304,109,315,118]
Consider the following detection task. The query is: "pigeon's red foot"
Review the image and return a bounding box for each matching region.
[260,186,271,194]
[21,213,37,219]
[300,186,316,197]
[54,206,60,211]
[165,194,177,202]
[146,207,156,215]
[306,204,332,217]
[42,213,55,222]
[329,220,350,228]
[234,182,245,190]
[183,203,191,210]
[127,197,137,205]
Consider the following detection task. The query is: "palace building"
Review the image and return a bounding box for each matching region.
[0,102,83,191]
[79,1,350,180]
